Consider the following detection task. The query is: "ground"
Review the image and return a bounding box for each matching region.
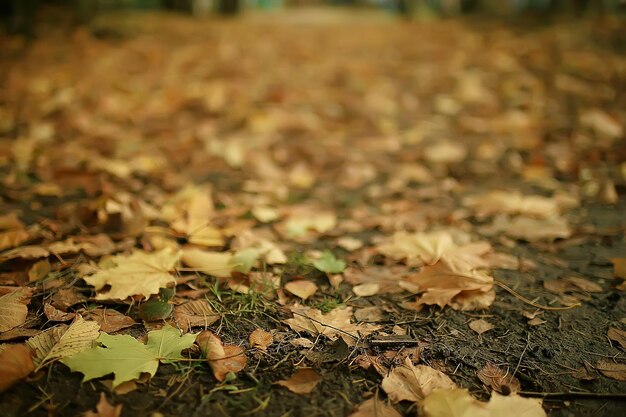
[0,7,625,417]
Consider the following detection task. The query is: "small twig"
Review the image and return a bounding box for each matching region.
[519,391,626,400]
[495,280,580,311]
[513,334,531,377]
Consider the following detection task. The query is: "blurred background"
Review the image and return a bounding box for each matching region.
[2,0,626,37]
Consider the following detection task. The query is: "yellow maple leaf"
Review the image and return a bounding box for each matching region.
[83,248,180,300]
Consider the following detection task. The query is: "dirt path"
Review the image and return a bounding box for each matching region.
[1,8,625,417]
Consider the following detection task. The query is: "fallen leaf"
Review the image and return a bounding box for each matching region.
[84,393,122,417]
[181,248,233,278]
[595,359,626,381]
[62,324,197,387]
[84,248,180,300]
[477,363,521,394]
[249,328,273,351]
[353,283,380,297]
[544,276,603,294]
[463,191,560,219]
[284,305,380,344]
[82,308,136,333]
[337,236,363,251]
[469,319,495,335]
[165,186,223,247]
[312,251,346,274]
[26,316,100,370]
[0,245,50,261]
[51,288,87,310]
[43,303,76,322]
[481,216,571,242]
[381,358,456,403]
[277,368,321,394]
[0,289,30,332]
[608,328,626,350]
[28,259,51,282]
[422,388,546,417]
[251,206,279,223]
[0,213,30,251]
[612,258,626,279]
[172,300,220,331]
[197,330,246,381]
[349,396,402,417]
[284,280,318,300]
[0,344,34,392]
[403,259,494,310]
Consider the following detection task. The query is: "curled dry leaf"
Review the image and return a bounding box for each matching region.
[26,316,100,370]
[0,344,34,392]
[608,327,626,350]
[82,308,135,333]
[181,248,233,278]
[165,186,223,247]
[381,357,456,403]
[84,248,180,300]
[284,280,318,300]
[249,328,273,351]
[28,259,51,282]
[173,300,220,331]
[349,396,402,417]
[84,393,122,417]
[51,288,87,310]
[477,363,521,394]
[197,331,246,381]
[422,388,546,417]
[469,319,495,335]
[0,289,30,332]
[277,368,321,394]
[43,303,76,322]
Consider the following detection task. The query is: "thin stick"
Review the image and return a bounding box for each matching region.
[513,334,530,377]
[519,391,626,399]
[495,280,580,311]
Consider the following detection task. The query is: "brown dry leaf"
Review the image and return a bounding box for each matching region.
[377,230,458,266]
[612,258,626,279]
[48,234,115,257]
[382,358,456,403]
[279,209,337,240]
[84,393,122,417]
[277,368,321,394]
[0,245,50,262]
[51,288,87,310]
[172,300,220,331]
[0,289,30,332]
[0,213,30,251]
[26,316,100,370]
[608,328,626,350]
[353,283,380,297]
[197,331,246,381]
[349,396,402,417]
[544,276,603,294]
[28,259,51,282]
[422,388,546,417]
[82,308,135,333]
[284,280,318,300]
[181,248,233,278]
[164,186,223,247]
[354,306,384,323]
[84,248,180,300]
[249,328,273,351]
[469,319,495,335]
[595,360,626,381]
[284,305,380,344]
[463,191,560,219]
[0,344,34,392]
[477,363,521,394]
[43,303,76,322]
[403,259,494,310]
[481,216,571,242]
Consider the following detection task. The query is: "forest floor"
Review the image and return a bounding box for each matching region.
[1,7,626,417]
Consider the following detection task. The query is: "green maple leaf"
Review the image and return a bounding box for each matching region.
[61,324,196,387]
[312,251,346,274]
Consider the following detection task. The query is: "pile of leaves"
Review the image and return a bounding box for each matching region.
[1,8,625,417]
